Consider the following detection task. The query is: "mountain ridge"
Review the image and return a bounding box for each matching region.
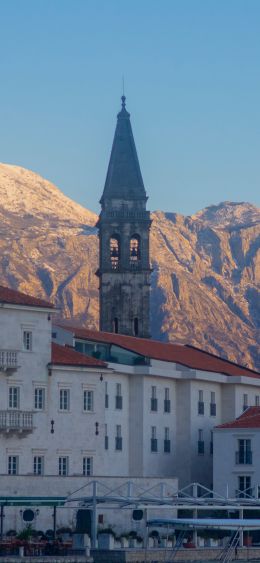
[0,163,259,370]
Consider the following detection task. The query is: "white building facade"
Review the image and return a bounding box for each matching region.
[53,324,260,488]
[0,285,260,534]
[213,406,260,499]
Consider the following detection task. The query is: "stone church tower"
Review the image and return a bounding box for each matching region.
[97,96,151,338]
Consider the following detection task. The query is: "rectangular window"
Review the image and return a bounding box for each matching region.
[83,457,93,476]
[243,394,248,411]
[105,382,109,408]
[198,429,204,455]
[33,456,44,475]
[151,386,157,412]
[115,425,122,451]
[198,390,204,415]
[210,392,216,416]
[83,390,94,412]
[210,431,213,455]
[236,439,252,465]
[34,388,45,410]
[23,331,32,351]
[59,389,70,411]
[58,456,69,476]
[151,426,158,452]
[115,383,123,409]
[8,456,18,475]
[104,424,108,450]
[164,427,170,453]
[237,476,251,498]
[164,388,171,413]
[255,395,259,406]
[9,387,20,409]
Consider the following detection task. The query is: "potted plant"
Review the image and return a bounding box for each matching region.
[128,530,138,548]
[149,529,159,547]
[119,533,129,548]
[97,527,116,550]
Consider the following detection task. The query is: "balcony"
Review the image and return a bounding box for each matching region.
[164,399,171,413]
[115,395,123,410]
[0,411,33,433]
[236,451,252,465]
[115,437,122,451]
[164,439,171,453]
[151,398,158,412]
[0,351,18,374]
[236,488,253,499]
[198,440,205,455]
[151,438,158,452]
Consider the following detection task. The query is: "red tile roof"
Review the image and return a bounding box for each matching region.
[0,285,54,309]
[56,325,260,379]
[216,407,260,429]
[51,342,107,368]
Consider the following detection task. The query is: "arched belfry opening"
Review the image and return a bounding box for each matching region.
[97,96,152,338]
[130,235,141,264]
[110,235,120,270]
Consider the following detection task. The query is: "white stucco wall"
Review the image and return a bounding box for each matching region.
[213,427,260,498]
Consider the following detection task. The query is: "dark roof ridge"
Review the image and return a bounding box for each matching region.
[54,323,260,379]
[185,344,258,376]
[0,284,54,309]
[216,406,260,429]
[51,342,107,368]
[239,406,260,419]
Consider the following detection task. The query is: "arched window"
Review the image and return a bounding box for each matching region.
[130,235,141,263]
[133,318,139,336]
[110,236,120,270]
[113,317,119,334]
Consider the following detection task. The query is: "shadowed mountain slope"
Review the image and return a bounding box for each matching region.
[0,163,259,370]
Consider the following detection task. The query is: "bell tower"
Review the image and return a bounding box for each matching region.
[97,96,151,338]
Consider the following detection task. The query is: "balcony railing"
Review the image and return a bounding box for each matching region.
[0,351,18,373]
[210,403,216,416]
[236,488,253,499]
[236,451,252,465]
[151,398,158,412]
[115,437,122,451]
[164,439,171,453]
[151,438,158,452]
[115,395,123,410]
[198,440,205,455]
[130,261,141,270]
[164,399,171,413]
[0,411,33,433]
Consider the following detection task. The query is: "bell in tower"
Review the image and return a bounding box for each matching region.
[96,96,152,338]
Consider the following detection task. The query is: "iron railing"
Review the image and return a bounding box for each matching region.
[0,411,33,432]
[0,351,18,372]
[235,450,252,464]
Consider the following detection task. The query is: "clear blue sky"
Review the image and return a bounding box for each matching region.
[0,0,259,215]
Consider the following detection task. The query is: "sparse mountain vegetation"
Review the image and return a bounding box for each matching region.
[0,163,259,370]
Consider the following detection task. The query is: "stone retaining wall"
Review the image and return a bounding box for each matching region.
[92,547,260,562]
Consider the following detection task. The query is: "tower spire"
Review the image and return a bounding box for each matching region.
[100,97,147,204]
[97,98,152,339]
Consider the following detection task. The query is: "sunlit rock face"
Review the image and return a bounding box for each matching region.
[0,163,259,370]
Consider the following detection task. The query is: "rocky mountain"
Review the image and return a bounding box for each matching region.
[0,163,259,370]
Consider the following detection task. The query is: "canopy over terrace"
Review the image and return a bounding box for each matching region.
[147,518,260,531]
[0,496,66,539]
[65,481,260,548]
